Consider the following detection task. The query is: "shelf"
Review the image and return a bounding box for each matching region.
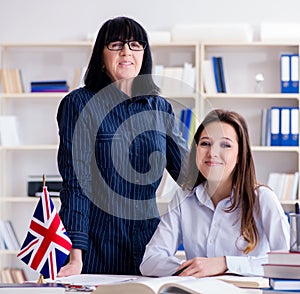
[0,92,67,99]
[0,145,58,151]
[203,93,300,99]
[0,197,61,203]
[251,146,299,152]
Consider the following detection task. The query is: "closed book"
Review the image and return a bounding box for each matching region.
[267,251,300,266]
[270,278,300,290]
[0,283,65,293]
[263,264,300,279]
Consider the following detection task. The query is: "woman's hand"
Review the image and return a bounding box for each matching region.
[176,256,227,278]
[57,248,83,277]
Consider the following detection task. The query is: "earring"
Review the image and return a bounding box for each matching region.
[101,65,106,72]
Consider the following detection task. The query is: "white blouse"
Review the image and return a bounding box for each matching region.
[140,184,290,277]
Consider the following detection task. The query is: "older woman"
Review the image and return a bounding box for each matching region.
[56,16,187,276]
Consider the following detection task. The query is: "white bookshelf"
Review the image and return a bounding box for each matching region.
[0,40,299,276]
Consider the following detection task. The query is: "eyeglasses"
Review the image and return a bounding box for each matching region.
[106,40,147,51]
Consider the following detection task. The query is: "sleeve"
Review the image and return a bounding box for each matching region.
[165,102,189,186]
[139,191,185,276]
[226,186,290,276]
[57,91,92,251]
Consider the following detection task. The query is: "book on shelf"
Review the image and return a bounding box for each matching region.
[202,59,217,94]
[30,80,69,92]
[0,115,20,146]
[72,66,86,90]
[1,268,26,283]
[0,220,20,250]
[211,56,227,93]
[0,68,23,93]
[152,64,195,95]
[92,276,245,294]
[267,172,299,201]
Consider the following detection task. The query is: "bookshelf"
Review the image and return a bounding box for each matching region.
[0,39,299,278]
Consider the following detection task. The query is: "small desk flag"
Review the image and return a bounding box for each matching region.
[17,186,72,280]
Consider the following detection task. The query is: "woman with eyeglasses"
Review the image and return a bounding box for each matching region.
[56,16,188,276]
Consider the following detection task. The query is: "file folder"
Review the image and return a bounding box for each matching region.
[290,107,299,146]
[280,54,299,93]
[270,107,280,146]
[280,107,290,146]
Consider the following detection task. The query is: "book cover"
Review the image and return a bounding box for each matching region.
[267,251,300,266]
[270,278,300,291]
[263,264,300,279]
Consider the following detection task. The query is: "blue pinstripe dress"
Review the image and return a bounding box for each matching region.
[57,86,188,274]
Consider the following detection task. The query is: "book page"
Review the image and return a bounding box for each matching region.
[54,274,138,286]
[159,278,245,294]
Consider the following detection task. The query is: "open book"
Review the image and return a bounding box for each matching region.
[92,276,246,294]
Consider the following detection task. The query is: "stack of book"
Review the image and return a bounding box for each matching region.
[0,68,23,93]
[267,171,299,201]
[1,268,26,283]
[202,56,227,94]
[0,220,20,250]
[30,80,69,92]
[263,250,300,292]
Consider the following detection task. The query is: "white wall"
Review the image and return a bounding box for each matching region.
[1,0,300,42]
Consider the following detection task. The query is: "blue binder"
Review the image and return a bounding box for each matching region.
[270,107,281,146]
[280,54,299,93]
[280,107,290,146]
[290,107,299,146]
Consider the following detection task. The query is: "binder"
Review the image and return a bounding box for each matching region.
[270,107,280,146]
[280,107,290,146]
[290,54,299,93]
[290,107,299,146]
[280,54,299,93]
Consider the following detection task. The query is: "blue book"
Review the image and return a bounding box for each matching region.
[270,278,300,291]
[183,108,193,142]
[216,57,226,93]
[212,56,222,93]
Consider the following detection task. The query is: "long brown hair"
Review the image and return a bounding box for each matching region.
[184,109,259,253]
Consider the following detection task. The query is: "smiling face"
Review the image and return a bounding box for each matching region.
[103,41,144,82]
[196,121,239,185]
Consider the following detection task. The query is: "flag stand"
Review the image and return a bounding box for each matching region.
[37,174,47,284]
[37,274,46,283]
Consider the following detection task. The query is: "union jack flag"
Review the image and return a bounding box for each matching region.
[17,186,72,280]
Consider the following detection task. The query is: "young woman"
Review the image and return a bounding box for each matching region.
[140,109,290,277]
[56,16,187,276]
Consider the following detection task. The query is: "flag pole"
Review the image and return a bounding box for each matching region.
[37,174,46,284]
